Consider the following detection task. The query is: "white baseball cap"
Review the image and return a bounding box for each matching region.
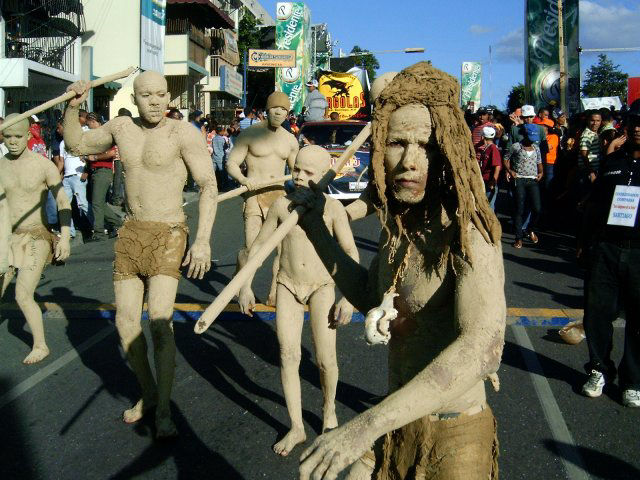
[306,79,319,88]
[482,126,496,139]
[31,114,40,122]
[521,105,535,117]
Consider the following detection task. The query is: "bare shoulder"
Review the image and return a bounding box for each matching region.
[104,116,129,135]
[454,224,504,277]
[324,196,346,217]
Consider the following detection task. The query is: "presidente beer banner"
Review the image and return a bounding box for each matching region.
[525,0,580,113]
[275,2,311,113]
[318,68,370,121]
[248,49,296,68]
[140,0,166,73]
[461,62,482,111]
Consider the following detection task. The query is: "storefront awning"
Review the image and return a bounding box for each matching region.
[166,0,235,30]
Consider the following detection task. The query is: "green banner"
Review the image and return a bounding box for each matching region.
[525,0,580,113]
[275,2,311,114]
[461,62,482,111]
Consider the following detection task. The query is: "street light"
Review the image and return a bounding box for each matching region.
[340,47,425,57]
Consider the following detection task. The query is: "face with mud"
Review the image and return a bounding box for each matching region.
[2,117,30,158]
[267,106,288,128]
[384,104,434,204]
[131,72,170,125]
[293,145,331,188]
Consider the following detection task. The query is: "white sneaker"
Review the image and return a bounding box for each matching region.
[582,370,605,397]
[622,389,640,407]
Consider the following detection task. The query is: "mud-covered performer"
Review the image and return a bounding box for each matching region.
[226,91,299,305]
[0,114,71,364]
[295,62,506,480]
[63,71,218,438]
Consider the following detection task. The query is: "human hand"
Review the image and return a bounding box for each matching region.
[509,113,522,125]
[243,179,259,191]
[536,173,543,182]
[330,298,354,328]
[289,182,326,229]
[80,172,89,182]
[238,287,256,317]
[589,172,597,183]
[508,170,517,180]
[182,240,211,279]
[608,134,626,155]
[66,80,90,108]
[55,238,70,262]
[299,418,374,480]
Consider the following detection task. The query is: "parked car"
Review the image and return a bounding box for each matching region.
[298,120,370,200]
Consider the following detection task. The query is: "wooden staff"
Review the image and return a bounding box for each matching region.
[0,66,138,133]
[195,122,372,334]
[217,175,293,203]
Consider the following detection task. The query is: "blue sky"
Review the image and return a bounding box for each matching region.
[261,0,640,110]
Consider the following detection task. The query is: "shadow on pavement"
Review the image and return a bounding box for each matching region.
[111,404,243,480]
[512,281,583,309]
[543,440,640,480]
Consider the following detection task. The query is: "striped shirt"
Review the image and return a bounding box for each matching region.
[579,128,600,172]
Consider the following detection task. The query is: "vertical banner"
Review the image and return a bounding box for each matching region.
[628,77,640,106]
[275,2,311,114]
[461,62,482,111]
[525,0,580,113]
[140,0,166,73]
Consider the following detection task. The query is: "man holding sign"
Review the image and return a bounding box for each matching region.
[581,104,640,408]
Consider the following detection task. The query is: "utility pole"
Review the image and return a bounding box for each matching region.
[557,0,568,113]
[489,45,493,106]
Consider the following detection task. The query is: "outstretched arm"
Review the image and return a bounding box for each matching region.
[181,125,218,280]
[63,81,114,155]
[44,161,72,261]
[0,183,10,274]
[299,231,506,480]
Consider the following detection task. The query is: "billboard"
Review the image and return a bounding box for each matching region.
[140,0,166,73]
[275,2,311,113]
[220,65,243,99]
[525,0,580,113]
[249,49,296,68]
[628,77,640,106]
[318,68,370,121]
[461,62,482,111]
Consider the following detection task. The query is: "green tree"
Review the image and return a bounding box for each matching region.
[237,11,261,75]
[349,46,380,81]
[582,54,628,102]
[506,83,525,113]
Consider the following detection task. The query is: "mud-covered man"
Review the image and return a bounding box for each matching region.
[0,114,72,364]
[63,71,218,438]
[295,63,506,480]
[226,92,299,304]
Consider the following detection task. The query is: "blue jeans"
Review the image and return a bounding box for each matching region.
[513,178,541,240]
[485,184,497,211]
[45,191,58,226]
[62,174,92,237]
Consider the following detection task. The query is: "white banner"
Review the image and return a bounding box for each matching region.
[140,0,166,73]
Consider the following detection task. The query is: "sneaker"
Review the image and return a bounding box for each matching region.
[622,389,640,407]
[582,370,605,397]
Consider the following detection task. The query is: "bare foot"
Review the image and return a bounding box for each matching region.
[23,345,50,364]
[273,427,306,456]
[123,398,156,424]
[155,411,178,439]
[322,410,338,432]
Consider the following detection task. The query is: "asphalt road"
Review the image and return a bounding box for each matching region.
[1,194,638,479]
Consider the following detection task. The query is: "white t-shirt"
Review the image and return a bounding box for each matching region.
[60,140,85,176]
[0,142,7,157]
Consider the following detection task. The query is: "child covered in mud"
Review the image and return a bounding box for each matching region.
[238,145,359,457]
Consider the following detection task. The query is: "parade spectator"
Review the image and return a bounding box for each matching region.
[167,108,182,120]
[303,79,328,122]
[580,106,640,407]
[504,124,543,248]
[84,113,122,241]
[471,107,495,158]
[579,110,602,182]
[508,105,547,149]
[329,111,340,121]
[27,115,47,158]
[59,125,92,238]
[477,126,502,210]
[212,125,228,191]
[239,108,259,130]
[0,117,8,156]
[111,109,131,207]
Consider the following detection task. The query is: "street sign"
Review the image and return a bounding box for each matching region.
[248,49,296,68]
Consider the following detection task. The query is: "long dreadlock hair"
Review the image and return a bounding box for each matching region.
[369,62,501,264]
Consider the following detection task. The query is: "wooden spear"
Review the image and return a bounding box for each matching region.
[0,66,138,133]
[194,122,372,334]
[217,175,293,203]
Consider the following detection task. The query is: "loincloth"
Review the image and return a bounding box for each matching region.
[375,405,498,480]
[243,185,286,220]
[9,226,57,270]
[276,271,334,305]
[113,220,189,281]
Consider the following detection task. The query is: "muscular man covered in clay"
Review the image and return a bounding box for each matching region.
[295,63,506,480]
[0,114,72,364]
[226,92,299,304]
[238,145,358,457]
[63,71,217,437]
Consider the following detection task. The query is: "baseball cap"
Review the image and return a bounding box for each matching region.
[477,107,488,115]
[306,79,319,88]
[523,123,540,142]
[521,105,535,117]
[30,114,40,122]
[482,126,496,138]
[552,108,565,119]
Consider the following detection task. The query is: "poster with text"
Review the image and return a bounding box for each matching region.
[318,68,370,121]
[461,62,482,111]
[140,0,166,73]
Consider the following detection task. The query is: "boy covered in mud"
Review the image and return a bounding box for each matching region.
[238,145,359,457]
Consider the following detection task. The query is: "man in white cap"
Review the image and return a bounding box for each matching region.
[303,79,328,122]
[478,126,502,210]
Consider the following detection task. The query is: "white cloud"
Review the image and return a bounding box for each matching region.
[493,28,524,63]
[580,0,640,51]
[470,24,493,35]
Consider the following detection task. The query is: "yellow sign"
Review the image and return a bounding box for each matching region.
[248,49,296,68]
[330,152,360,179]
[318,72,366,120]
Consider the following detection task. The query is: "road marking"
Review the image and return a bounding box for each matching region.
[511,325,590,480]
[0,325,115,409]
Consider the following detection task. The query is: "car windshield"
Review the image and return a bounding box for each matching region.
[300,123,368,148]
